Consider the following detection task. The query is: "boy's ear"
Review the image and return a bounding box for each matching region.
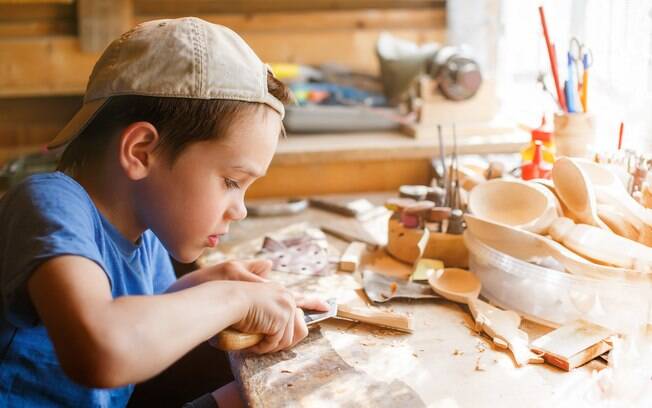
[118,121,161,180]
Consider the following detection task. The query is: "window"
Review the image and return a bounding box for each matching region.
[496,0,652,150]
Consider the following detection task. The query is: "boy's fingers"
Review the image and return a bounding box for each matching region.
[243,259,272,279]
[290,309,309,348]
[272,308,296,353]
[295,296,330,312]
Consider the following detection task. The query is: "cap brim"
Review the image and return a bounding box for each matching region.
[47,98,109,150]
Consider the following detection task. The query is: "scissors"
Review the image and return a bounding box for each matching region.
[569,37,593,85]
[569,37,593,111]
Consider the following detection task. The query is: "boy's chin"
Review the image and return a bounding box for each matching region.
[169,247,202,264]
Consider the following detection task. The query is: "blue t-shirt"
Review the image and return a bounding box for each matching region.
[0,172,177,407]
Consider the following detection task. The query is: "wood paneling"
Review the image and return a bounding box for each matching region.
[134,0,444,15]
[78,0,133,52]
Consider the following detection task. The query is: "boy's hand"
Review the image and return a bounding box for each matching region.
[204,259,272,283]
[233,283,330,354]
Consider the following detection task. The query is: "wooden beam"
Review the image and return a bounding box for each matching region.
[136,9,446,32]
[0,27,443,96]
[0,19,75,36]
[0,37,99,96]
[134,0,445,15]
[246,159,432,198]
[0,3,74,20]
[0,96,81,146]
[77,0,133,53]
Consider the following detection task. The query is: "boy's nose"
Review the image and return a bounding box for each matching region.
[225,199,247,221]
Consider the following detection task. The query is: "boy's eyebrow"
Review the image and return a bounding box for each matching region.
[232,165,266,178]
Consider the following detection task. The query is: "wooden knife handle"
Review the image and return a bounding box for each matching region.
[211,328,264,351]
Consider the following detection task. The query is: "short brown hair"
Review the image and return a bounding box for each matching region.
[58,72,292,173]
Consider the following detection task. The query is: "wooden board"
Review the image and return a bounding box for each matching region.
[199,193,609,407]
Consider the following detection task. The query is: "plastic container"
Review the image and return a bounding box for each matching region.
[464,230,651,332]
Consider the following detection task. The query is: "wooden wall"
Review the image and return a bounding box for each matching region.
[0,0,445,163]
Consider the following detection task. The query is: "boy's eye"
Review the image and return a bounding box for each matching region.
[224,178,240,190]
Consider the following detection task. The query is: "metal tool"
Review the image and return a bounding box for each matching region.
[247,198,308,217]
[362,270,438,303]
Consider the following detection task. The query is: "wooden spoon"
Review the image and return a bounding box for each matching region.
[596,204,640,241]
[428,268,542,366]
[549,217,652,271]
[464,214,648,281]
[576,159,652,229]
[468,179,559,234]
[552,157,611,231]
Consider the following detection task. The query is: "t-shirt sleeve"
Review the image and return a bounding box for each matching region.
[0,177,106,328]
[149,235,177,294]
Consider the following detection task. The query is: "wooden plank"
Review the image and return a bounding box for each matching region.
[0,37,99,96]
[78,0,133,53]
[0,27,443,96]
[134,0,444,15]
[136,9,446,32]
[0,3,74,20]
[0,19,75,37]
[0,96,81,147]
[246,159,432,199]
[240,28,444,74]
[0,0,72,4]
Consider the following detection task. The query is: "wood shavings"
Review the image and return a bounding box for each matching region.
[389,282,398,296]
[475,357,487,371]
[453,349,464,356]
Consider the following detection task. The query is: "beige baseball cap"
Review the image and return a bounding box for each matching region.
[49,17,285,149]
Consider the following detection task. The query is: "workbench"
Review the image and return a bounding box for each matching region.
[198,193,605,407]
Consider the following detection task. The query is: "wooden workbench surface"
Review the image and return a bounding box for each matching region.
[198,194,605,407]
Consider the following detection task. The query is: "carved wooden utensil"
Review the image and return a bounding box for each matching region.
[552,157,611,231]
[576,158,652,229]
[428,267,542,366]
[468,179,559,235]
[464,214,647,281]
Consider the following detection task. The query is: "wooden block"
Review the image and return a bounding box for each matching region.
[410,258,443,282]
[339,241,366,272]
[530,320,614,371]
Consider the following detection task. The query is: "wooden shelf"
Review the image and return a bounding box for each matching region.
[274,128,529,165]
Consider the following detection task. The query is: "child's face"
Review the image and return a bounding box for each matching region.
[138,107,281,263]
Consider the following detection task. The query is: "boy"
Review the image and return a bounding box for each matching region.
[0,17,327,407]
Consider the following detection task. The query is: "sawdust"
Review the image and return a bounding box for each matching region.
[475,357,486,371]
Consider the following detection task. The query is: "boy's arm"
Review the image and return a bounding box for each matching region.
[27,255,260,388]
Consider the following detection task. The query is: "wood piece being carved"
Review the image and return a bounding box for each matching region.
[530,320,614,371]
[339,241,366,272]
[469,299,543,367]
[337,304,413,333]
